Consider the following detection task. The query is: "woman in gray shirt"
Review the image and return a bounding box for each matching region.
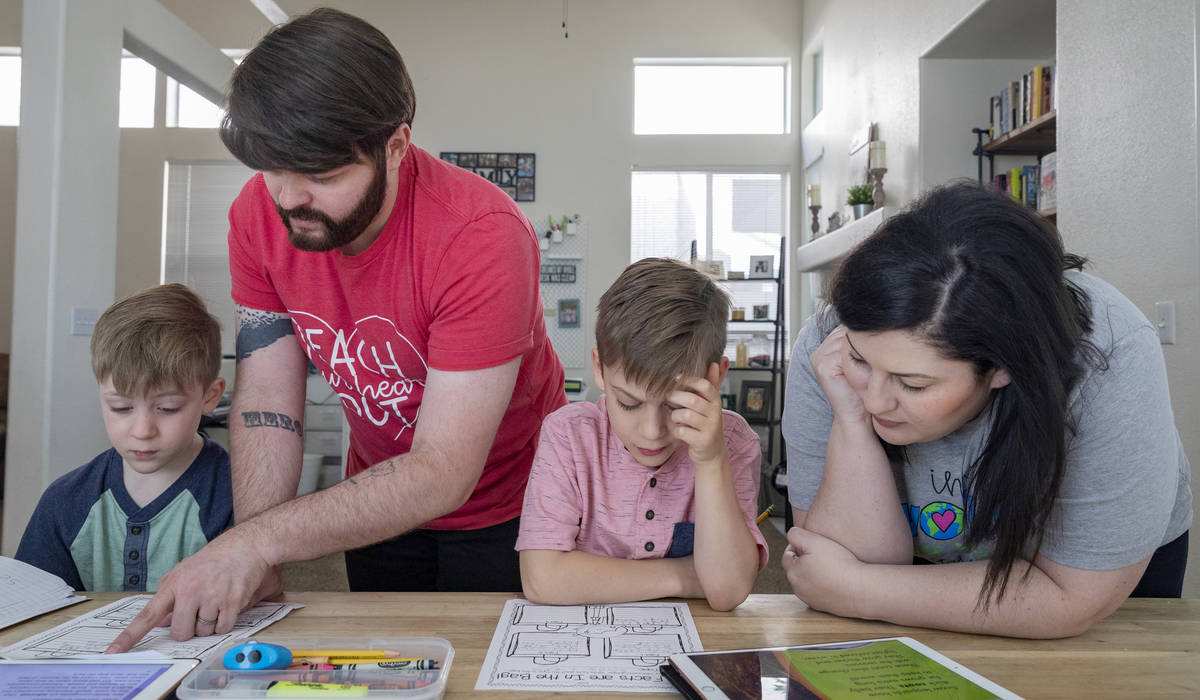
[782,182,1191,638]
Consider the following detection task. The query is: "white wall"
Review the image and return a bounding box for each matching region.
[1057,0,1200,596]
[0,0,803,547]
[808,0,1200,596]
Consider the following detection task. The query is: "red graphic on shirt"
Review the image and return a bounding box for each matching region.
[290,312,425,440]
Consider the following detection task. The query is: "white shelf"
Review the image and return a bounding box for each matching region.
[795,206,891,272]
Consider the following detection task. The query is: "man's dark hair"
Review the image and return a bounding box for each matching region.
[220,7,416,173]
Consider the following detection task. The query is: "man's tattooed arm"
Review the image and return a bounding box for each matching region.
[241,410,303,437]
[345,459,397,485]
[236,305,296,361]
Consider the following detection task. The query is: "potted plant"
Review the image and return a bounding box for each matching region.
[847,183,874,220]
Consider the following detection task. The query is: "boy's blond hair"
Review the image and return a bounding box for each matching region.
[596,258,729,397]
[90,284,222,396]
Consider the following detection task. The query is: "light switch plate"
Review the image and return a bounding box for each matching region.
[70,307,99,336]
[1155,301,1176,345]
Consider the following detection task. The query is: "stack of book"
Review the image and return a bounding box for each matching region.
[987,151,1056,214]
[989,63,1055,138]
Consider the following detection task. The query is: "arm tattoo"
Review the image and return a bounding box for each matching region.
[346,459,397,485]
[241,411,303,437]
[236,306,295,361]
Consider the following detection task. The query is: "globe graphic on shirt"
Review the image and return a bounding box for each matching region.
[918,502,965,540]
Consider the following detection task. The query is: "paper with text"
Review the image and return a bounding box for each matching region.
[0,595,301,661]
[0,557,87,630]
[476,599,702,693]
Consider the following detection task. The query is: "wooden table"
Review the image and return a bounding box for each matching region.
[2,593,1198,698]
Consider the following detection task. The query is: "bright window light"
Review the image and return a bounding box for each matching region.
[119,53,156,128]
[0,52,19,126]
[634,61,788,135]
[166,77,225,128]
[167,50,242,128]
[1,50,156,127]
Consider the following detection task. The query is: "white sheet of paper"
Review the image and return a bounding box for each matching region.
[0,595,301,661]
[475,598,703,693]
[0,556,88,630]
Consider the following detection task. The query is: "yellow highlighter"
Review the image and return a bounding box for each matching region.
[265,681,368,697]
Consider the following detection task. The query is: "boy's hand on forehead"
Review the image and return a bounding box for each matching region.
[668,362,728,467]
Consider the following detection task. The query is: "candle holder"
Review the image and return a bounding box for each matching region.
[869,168,887,210]
[809,204,822,237]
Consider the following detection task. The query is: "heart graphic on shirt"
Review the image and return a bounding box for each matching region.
[930,509,957,533]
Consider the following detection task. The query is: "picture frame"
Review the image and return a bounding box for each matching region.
[752,304,770,320]
[738,380,773,421]
[439,151,535,202]
[749,255,775,278]
[557,298,581,328]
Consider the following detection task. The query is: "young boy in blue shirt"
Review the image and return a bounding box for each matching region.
[517,258,767,611]
[16,284,233,592]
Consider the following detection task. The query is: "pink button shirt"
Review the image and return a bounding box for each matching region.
[516,395,769,569]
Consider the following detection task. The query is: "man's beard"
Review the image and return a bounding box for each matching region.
[276,160,389,252]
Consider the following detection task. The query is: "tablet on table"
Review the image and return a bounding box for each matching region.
[0,657,200,700]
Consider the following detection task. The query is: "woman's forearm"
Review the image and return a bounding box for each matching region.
[805,419,912,563]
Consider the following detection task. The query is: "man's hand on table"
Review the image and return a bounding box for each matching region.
[105,527,281,653]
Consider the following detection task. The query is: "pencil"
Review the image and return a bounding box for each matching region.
[289,650,400,658]
[755,504,775,524]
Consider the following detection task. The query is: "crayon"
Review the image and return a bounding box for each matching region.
[289,650,401,658]
[294,660,439,671]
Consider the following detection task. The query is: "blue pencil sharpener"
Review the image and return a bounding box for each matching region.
[222,641,292,670]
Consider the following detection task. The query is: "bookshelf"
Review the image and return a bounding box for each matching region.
[918,0,1056,194]
[982,110,1055,155]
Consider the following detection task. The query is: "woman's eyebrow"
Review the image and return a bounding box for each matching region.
[845,334,934,380]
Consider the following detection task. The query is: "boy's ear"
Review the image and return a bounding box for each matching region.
[201,377,226,413]
[590,348,606,392]
[711,357,729,387]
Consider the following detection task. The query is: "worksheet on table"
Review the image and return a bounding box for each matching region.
[0,595,301,661]
[475,599,703,694]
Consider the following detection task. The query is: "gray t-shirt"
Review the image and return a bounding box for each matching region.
[784,271,1192,570]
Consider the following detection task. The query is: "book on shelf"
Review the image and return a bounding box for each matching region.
[988,64,1056,139]
[1023,164,1039,209]
[1039,151,1057,212]
[990,95,1002,139]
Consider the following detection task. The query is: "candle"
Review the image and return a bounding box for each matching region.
[808,184,821,207]
[869,140,887,170]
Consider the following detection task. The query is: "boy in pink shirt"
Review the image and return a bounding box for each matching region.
[517,258,767,611]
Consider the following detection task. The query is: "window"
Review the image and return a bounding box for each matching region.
[0,49,155,127]
[631,170,784,271]
[118,52,156,128]
[0,49,18,126]
[166,50,244,128]
[633,60,789,135]
[162,160,255,356]
[811,50,823,118]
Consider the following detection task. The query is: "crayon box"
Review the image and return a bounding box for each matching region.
[176,636,454,699]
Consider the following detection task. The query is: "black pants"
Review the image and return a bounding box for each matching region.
[909,530,1189,598]
[344,517,522,592]
[1130,530,1188,598]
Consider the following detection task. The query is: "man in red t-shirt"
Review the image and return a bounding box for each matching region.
[109,8,564,650]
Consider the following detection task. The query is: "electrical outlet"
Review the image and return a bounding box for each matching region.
[1155,301,1176,345]
[70,307,99,336]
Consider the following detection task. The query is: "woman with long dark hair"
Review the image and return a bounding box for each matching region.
[782,182,1191,638]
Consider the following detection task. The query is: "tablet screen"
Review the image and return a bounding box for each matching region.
[670,638,1019,700]
[0,659,198,700]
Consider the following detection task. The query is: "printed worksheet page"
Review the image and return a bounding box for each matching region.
[0,595,301,661]
[0,557,87,630]
[476,599,703,693]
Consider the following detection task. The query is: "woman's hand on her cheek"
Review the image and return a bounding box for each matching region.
[810,325,869,425]
[782,526,865,618]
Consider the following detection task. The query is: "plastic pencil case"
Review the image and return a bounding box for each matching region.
[176,636,454,699]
